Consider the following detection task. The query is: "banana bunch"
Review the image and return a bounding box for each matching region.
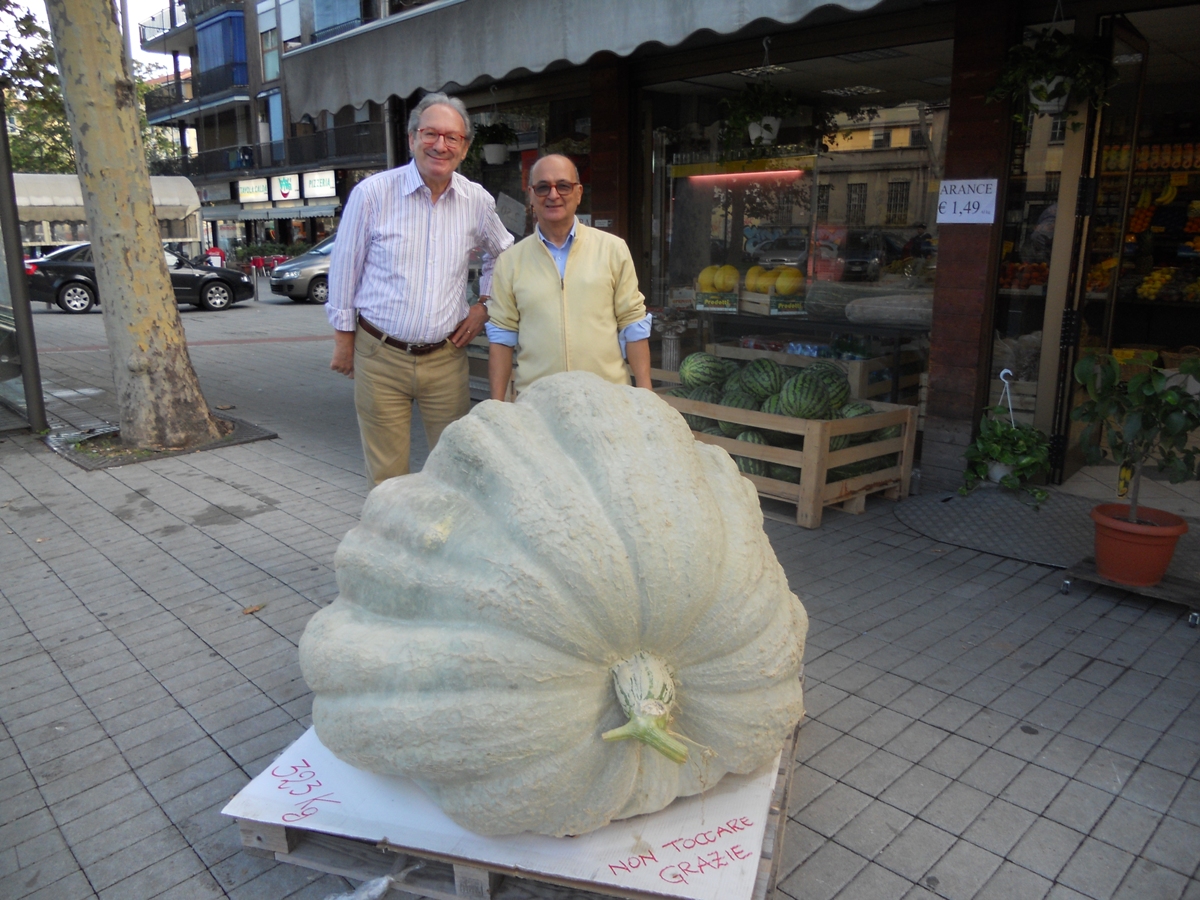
[1154,183,1179,205]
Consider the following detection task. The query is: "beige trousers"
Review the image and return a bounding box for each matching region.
[353,326,470,485]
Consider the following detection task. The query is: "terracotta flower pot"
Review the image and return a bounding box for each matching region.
[1090,503,1188,587]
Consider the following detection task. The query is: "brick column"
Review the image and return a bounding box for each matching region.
[922,0,1021,492]
[589,55,630,238]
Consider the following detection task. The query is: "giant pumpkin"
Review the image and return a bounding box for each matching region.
[299,372,807,836]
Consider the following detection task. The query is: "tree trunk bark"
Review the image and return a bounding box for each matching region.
[44,0,223,449]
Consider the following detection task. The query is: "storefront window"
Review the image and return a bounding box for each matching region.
[645,40,950,348]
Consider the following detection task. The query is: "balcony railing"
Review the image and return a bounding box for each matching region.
[149,144,260,178]
[144,77,193,117]
[312,17,365,43]
[186,0,242,19]
[139,0,188,42]
[288,123,386,166]
[194,62,249,98]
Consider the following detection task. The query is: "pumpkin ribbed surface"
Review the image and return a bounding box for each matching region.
[299,372,807,837]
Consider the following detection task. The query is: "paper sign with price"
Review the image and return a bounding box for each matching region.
[936,179,998,224]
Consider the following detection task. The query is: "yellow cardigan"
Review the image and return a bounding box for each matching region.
[488,223,647,395]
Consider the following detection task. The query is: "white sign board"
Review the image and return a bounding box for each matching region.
[304,169,337,199]
[270,173,301,201]
[198,182,231,203]
[223,727,779,900]
[936,179,998,224]
[237,178,269,203]
[495,191,528,236]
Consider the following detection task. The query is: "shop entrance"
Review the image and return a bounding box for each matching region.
[1049,6,1200,481]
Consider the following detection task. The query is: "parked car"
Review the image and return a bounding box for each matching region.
[840,230,887,281]
[25,243,255,313]
[751,235,808,268]
[268,234,335,303]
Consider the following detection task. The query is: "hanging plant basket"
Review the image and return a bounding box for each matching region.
[482,144,509,165]
[473,121,519,166]
[987,28,1116,128]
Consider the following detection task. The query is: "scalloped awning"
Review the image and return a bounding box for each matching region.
[14,174,200,222]
[281,0,889,117]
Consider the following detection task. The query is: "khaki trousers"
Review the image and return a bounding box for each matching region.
[353,325,470,485]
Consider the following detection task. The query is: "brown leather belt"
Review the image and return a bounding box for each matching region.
[358,316,447,356]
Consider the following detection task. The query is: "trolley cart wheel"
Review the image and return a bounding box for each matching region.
[1061,579,1071,595]
[1189,611,1199,628]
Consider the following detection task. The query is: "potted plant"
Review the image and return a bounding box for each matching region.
[474,121,518,164]
[986,28,1116,128]
[1071,353,1200,586]
[720,82,801,146]
[960,405,1051,502]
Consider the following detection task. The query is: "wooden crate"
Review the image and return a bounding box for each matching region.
[235,724,800,900]
[739,288,805,316]
[706,342,924,402]
[656,377,916,529]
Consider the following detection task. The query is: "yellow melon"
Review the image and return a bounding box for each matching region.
[758,269,781,292]
[698,266,719,293]
[716,265,740,293]
[775,267,804,296]
[745,266,766,293]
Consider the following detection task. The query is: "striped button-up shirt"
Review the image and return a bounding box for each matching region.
[326,161,514,342]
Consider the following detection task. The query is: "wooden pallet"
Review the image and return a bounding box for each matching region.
[235,725,799,900]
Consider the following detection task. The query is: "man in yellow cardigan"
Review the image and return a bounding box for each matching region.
[486,155,652,399]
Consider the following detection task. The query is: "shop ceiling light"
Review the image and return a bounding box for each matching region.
[822,85,885,96]
[731,63,791,77]
[1113,52,1144,65]
[836,48,908,62]
[687,170,804,184]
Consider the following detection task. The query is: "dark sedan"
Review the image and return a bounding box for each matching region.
[25,243,255,313]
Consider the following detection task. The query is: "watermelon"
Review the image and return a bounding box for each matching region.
[723,368,747,396]
[682,384,721,431]
[664,386,691,398]
[827,453,897,483]
[700,424,725,436]
[805,360,842,376]
[718,392,761,437]
[732,430,768,477]
[827,407,851,451]
[812,367,851,409]
[872,424,903,442]
[839,400,877,444]
[741,358,786,401]
[768,463,801,483]
[779,370,830,419]
[759,393,800,445]
[679,352,728,389]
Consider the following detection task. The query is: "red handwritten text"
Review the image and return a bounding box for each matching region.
[659,845,753,884]
[270,759,340,823]
[661,817,754,853]
[608,850,658,876]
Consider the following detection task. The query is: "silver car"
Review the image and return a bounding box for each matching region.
[269,234,335,303]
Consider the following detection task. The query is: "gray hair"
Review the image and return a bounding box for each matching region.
[407,92,473,141]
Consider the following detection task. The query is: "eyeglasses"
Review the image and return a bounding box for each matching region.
[415,128,467,149]
[531,181,580,198]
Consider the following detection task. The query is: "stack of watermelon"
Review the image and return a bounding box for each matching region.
[671,352,902,483]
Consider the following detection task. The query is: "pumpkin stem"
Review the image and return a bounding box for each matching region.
[602,651,689,764]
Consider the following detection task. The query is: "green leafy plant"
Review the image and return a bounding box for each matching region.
[719,82,801,145]
[960,405,1051,502]
[474,121,519,146]
[986,28,1116,130]
[1071,353,1200,523]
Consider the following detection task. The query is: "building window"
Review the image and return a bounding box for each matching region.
[817,184,831,220]
[909,126,926,148]
[1049,114,1067,143]
[313,0,362,40]
[847,183,867,225]
[1044,171,1062,196]
[886,182,911,225]
[280,0,301,50]
[259,90,285,162]
[195,11,247,94]
[872,131,889,149]
[261,28,279,80]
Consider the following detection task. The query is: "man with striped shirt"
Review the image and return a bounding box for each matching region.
[328,92,513,485]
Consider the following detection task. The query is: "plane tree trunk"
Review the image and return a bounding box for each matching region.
[44,0,223,449]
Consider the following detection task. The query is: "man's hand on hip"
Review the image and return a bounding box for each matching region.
[450,302,489,349]
[331,330,356,378]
